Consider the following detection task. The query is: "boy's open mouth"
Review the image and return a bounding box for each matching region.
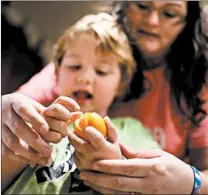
[73,90,93,100]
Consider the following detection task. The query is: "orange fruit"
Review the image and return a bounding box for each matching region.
[74,112,107,141]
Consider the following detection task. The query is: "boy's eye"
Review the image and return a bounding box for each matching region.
[69,65,81,70]
[96,70,108,76]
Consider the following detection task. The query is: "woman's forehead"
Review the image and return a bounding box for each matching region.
[157,1,187,8]
[131,1,187,9]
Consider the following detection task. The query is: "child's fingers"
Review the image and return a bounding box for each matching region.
[68,132,93,154]
[53,96,80,111]
[85,126,106,149]
[67,111,83,124]
[43,103,71,121]
[41,130,63,143]
[104,116,118,144]
[45,117,68,137]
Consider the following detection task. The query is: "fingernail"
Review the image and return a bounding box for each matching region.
[40,124,48,134]
[40,157,49,165]
[43,147,51,157]
[92,165,100,170]
[104,116,110,122]
[75,104,80,110]
[45,157,53,167]
[67,118,72,125]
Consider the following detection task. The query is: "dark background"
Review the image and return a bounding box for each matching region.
[1,1,106,94]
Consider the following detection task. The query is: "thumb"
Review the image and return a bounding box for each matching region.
[120,143,163,159]
[31,99,46,113]
[12,96,49,134]
[120,143,139,159]
[104,116,118,144]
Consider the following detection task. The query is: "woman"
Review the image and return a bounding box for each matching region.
[2,1,208,194]
[109,1,208,156]
[69,1,208,194]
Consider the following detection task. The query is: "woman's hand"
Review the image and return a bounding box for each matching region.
[2,93,52,166]
[2,94,81,165]
[68,116,123,170]
[2,94,81,191]
[79,144,194,194]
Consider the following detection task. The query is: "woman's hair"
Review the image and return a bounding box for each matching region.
[112,1,208,127]
[52,13,136,99]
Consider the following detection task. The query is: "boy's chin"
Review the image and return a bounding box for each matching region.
[79,106,94,113]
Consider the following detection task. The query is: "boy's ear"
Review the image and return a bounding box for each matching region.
[115,84,123,98]
[55,65,59,81]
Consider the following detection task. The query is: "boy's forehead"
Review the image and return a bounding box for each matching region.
[62,33,122,63]
[64,49,120,60]
[95,52,121,64]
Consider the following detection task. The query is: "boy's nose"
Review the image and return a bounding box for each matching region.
[77,68,95,84]
[77,76,91,85]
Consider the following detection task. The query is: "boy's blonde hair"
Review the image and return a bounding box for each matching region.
[53,13,136,99]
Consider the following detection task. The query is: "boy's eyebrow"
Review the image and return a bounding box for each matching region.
[95,57,116,64]
[96,59,111,64]
[95,61,113,68]
[65,53,80,58]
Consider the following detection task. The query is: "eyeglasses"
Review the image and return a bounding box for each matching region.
[121,1,187,44]
[132,2,187,25]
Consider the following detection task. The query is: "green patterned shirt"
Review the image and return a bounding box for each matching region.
[5,117,159,195]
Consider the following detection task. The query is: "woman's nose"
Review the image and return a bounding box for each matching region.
[145,11,160,26]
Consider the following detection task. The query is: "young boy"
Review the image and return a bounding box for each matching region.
[5,13,159,194]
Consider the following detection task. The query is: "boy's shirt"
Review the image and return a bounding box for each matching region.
[5,117,160,195]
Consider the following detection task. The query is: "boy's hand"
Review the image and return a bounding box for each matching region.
[41,96,82,143]
[68,116,123,170]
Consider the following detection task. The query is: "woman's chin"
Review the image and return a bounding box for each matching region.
[136,41,164,58]
[139,47,166,60]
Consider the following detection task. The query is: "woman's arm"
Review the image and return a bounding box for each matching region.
[2,94,81,191]
[2,93,51,191]
[17,63,58,106]
[190,147,208,194]
[79,145,208,194]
